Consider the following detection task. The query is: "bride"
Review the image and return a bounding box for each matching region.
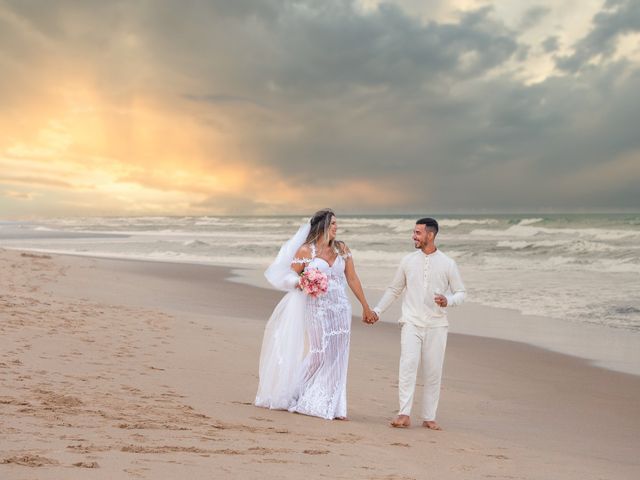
[255,209,374,420]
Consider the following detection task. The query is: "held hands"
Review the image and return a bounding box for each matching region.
[362,308,379,325]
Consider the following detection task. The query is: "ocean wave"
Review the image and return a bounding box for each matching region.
[496,240,535,250]
[340,217,500,232]
[471,225,547,238]
[481,253,640,274]
[182,240,210,248]
[465,292,640,331]
[438,218,500,228]
[5,214,639,333]
[348,248,407,265]
[6,246,272,268]
[472,224,640,240]
[482,254,575,270]
[350,248,468,265]
[42,229,286,240]
[193,218,230,226]
[338,218,417,232]
[495,239,619,254]
[517,218,544,226]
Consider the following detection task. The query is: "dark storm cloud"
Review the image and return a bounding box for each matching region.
[1,0,639,211]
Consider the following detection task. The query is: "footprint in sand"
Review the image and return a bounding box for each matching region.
[325,433,363,444]
[486,454,509,460]
[1,454,59,467]
[249,416,274,422]
[303,449,330,455]
[73,461,99,468]
[213,448,244,455]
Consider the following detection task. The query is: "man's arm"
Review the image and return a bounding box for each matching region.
[372,260,407,318]
[444,260,465,307]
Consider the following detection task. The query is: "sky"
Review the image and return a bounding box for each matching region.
[1,0,639,217]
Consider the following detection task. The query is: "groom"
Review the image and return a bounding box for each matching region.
[367,217,465,430]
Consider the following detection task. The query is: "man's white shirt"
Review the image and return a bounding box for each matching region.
[373,249,465,328]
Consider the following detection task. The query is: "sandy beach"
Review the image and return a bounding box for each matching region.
[1,248,639,479]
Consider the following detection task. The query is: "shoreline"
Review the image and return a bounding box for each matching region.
[4,245,640,377]
[1,248,639,478]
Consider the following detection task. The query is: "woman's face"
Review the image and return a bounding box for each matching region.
[328,216,337,241]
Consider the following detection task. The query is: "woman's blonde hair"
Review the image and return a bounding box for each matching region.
[305,208,336,248]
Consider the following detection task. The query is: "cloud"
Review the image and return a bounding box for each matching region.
[519,5,551,30]
[556,0,640,72]
[541,35,560,53]
[1,175,74,189]
[2,190,37,200]
[0,0,638,215]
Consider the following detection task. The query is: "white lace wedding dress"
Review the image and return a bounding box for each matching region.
[288,244,352,419]
[255,220,353,421]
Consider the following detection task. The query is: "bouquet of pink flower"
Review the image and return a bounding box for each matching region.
[299,268,329,297]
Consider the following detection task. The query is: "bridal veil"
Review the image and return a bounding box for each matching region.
[254,221,310,409]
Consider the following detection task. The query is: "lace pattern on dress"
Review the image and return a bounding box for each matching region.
[291,257,312,264]
[288,252,351,420]
[292,243,316,265]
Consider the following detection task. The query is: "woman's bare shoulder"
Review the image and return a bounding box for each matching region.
[296,244,312,256]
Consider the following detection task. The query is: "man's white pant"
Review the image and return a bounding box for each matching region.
[398,323,448,421]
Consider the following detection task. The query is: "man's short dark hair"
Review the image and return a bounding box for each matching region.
[416,217,439,235]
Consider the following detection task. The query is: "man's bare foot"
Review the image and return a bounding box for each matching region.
[422,420,442,430]
[390,415,411,428]
[335,416,349,421]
